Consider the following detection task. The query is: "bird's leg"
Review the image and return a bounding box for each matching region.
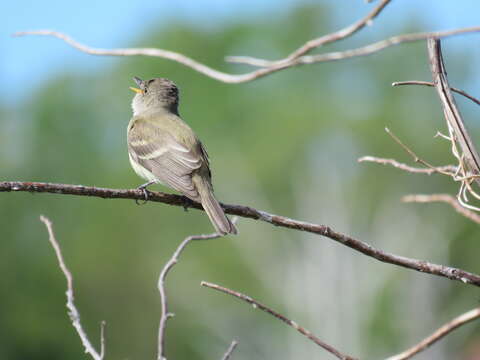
[135,180,156,205]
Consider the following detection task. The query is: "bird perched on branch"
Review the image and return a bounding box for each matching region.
[127,77,237,235]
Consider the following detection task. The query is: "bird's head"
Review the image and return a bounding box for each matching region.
[130,77,179,115]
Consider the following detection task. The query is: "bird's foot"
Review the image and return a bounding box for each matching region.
[135,180,156,205]
[182,197,194,212]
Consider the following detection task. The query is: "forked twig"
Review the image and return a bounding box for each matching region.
[392,81,480,106]
[384,127,454,176]
[39,216,104,360]
[386,306,480,360]
[228,27,480,68]
[201,281,356,360]
[358,156,457,175]
[226,0,392,65]
[13,25,480,83]
[157,220,238,360]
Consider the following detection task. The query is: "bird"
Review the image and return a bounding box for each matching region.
[127,77,237,235]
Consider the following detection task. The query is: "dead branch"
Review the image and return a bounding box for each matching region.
[383,127,455,176]
[227,0,392,65]
[201,281,355,360]
[228,27,480,68]
[12,26,480,84]
[392,81,480,106]
[221,341,239,360]
[402,194,480,225]
[157,224,238,360]
[358,156,457,175]
[39,216,105,360]
[4,181,480,286]
[428,38,480,185]
[386,306,480,360]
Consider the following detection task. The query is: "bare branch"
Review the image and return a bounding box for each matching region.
[221,340,239,360]
[428,38,480,185]
[386,306,480,360]
[392,81,480,106]
[402,194,480,225]
[100,321,106,360]
[39,216,104,360]
[3,182,479,286]
[384,128,454,176]
[13,26,480,83]
[226,27,480,67]
[157,228,230,360]
[226,0,392,65]
[283,0,392,60]
[201,281,356,360]
[358,156,457,175]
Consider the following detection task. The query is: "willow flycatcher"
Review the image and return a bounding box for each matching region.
[128,77,237,235]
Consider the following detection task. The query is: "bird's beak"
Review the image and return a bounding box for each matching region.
[129,87,143,94]
[130,76,144,93]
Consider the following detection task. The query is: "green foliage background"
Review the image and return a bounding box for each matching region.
[1,4,480,360]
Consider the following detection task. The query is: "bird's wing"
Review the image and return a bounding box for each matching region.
[127,116,204,199]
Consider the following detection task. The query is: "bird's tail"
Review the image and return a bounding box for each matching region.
[194,176,237,235]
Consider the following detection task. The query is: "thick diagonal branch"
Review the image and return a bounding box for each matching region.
[428,38,480,185]
[4,181,480,287]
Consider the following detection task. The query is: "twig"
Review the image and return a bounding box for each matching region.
[13,26,480,83]
[383,128,454,176]
[392,81,480,106]
[386,306,480,360]
[221,340,239,360]
[402,193,480,225]
[201,281,356,360]
[358,156,457,175]
[3,182,480,286]
[157,228,231,360]
[226,27,480,67]
[271,0,393,62]
[226,0,391,65]
[39,216,104,360]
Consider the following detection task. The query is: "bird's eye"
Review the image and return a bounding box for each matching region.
[143,88,148,94]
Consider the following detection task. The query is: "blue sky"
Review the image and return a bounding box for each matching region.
[3,0,480,106]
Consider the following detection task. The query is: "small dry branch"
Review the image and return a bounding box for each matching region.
[157,223,238,360]
[361,38,480,215]
[402,194,480,225]
[201,281,355,360]
[40,216,105,360]
[13,0,480,84]
[392,81,480,106]
[386,306,480,360]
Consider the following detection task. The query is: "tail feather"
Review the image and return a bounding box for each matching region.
[201,191,237,235]
[194,177,237,235]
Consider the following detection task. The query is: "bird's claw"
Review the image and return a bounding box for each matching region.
[135,181,155,205]
[182,197,193,212]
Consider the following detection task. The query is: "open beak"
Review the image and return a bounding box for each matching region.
[129,87,143,94]
[130,76,144,93]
